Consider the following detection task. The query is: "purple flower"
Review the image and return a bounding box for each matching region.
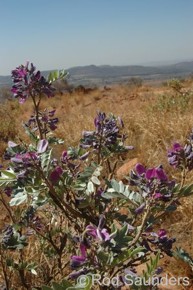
[135,202,146,215]
[11,62,55,103]
[11,152,37,164]
[155,267,163,275]
[145,166,168,181]
[26,109,59,134]
[86,225,110,241]
[70,243,87,269]
[80,112,132,155]
[158,229,167,238]
[86,215,110,242]
[61,151,68,163]
[135,163,146,175]
[48,110,56,117]
[4,187,12,197]
[49,166,63,183]
[135,163,168,181]
[173,143,183,151]
[96,187,104,196]
[168,141,193,171]
[37,139,48,153]
[152,192,162,199]
[2,225,14,247]
[147,229,175,256]
[130,163,175,202]
[49,166,63,184]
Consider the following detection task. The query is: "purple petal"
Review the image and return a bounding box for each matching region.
[155,167,168,181]
[48,110,56,117]
[19,97,26,104]
[153,192,162,199]
[155,267,163,275]
[158,229,167,238]
[135,203,146,215]
[8,141,18,148]
[71,255,85,264]
[4,187,12,197]
[135,163,146,175]
[100,228,110,241]
[86,225,97,238]
[11,154,23,163]
[37,139,48,153]
[173,142,183,151]
[145,168,156,179]
[80,243,87,258]
[49,166,63,184]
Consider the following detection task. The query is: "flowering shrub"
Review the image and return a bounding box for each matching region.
[0,63,193,290]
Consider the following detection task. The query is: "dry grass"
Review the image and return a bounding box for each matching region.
[0,78,193,288]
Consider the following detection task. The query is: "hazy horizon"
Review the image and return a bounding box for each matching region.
[1,0,193,75]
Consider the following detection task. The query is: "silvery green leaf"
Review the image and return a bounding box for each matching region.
[31,268,37,275]
[41,148,52,176]
[48,136,64,144]
[119,180,124,193]
[87,181,94,193]
[0,170,17,185]
[93,166,103,177]
[111,179,120,192]
[9,191,27,206]
[48,70,68,83]
[91,176,100,185]
[102,191,123,199]
[179,184,193,197]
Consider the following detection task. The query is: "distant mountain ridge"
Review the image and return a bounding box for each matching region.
[1,61,193,87]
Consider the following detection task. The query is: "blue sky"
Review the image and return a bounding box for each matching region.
[0,0,193,75]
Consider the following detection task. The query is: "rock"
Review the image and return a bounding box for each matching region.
[116,158,138,179]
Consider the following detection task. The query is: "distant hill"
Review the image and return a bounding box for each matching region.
[1,61,193,88]
[0,75,12,86]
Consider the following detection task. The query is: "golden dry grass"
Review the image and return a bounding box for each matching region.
[0,79,193,288]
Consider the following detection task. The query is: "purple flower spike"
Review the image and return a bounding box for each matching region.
[11,62,55,103]
[168,141,193,171]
